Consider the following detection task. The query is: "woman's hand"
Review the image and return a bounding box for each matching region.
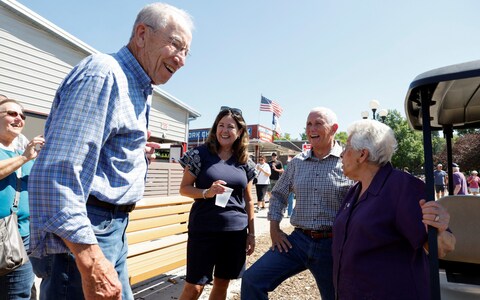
[419,199,449,233]
[246,234,255,255]
[420,199,456,257]
[204,180,228,198]
[22,135,45,160]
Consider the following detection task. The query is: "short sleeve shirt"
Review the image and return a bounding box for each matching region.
[434,169,447,185]
[269,160,283,180]
[179,145,256,232]
[453,172,468,195]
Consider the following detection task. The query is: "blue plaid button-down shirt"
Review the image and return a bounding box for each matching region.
[29,46,152,256]
[268,142,353,230]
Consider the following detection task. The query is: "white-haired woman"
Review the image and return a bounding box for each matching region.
[332,119,454,300]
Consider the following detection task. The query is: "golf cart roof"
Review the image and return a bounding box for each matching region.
[405,60,480,130]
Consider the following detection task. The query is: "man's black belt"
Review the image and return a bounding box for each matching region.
[295,228,333,239]
[87,195,136,213]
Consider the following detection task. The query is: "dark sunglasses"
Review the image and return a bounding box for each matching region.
[220,106,242,116]
[0,110,26,120]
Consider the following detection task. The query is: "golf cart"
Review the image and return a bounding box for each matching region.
[405,60,480,299]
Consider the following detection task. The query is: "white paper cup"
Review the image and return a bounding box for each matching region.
[215,187,233,207]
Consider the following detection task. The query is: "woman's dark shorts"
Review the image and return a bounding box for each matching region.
[186,229,247,285]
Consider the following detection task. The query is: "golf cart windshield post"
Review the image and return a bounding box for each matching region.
[443,126,454,192]
[420,88,441,300]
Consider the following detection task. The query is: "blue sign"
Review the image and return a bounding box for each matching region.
[189,129,210,141]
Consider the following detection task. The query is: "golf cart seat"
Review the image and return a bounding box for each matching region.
[437,195,480,285]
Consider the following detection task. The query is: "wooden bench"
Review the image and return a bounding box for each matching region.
[126,195,193,285]
[126,161,192,285]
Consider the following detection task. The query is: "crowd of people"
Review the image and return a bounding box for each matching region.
[0,2,465,300]
[433,162,479,198]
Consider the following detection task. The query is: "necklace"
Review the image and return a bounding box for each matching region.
[218,149,233,161]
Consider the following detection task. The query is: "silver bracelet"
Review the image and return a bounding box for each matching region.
[202,188,209,199]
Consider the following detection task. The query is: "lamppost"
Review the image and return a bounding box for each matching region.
[361,100,388,122]
[378,109,388,123]
[369,99,380,120]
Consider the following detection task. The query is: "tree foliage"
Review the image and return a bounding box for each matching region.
[434,133,480,173]
[335,131,348,146]
[300,131,307,141]
[275,132,291,141]
[382,110,425,174]
[456,128,480,136]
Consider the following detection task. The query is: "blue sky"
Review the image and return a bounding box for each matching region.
[17,0,480,138]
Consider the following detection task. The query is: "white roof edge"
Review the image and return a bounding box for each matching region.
[1,0,98,55]
[154,87,200,118]
[1,0,201,118]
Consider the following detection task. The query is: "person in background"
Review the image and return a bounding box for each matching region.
[178,107,256,300]
[434,163,448,199]
[467,170,479,195]
[241,107,456,300]
[284,156,295,218]
[452,163,468,195]
[266,152,283,201]
[255,155,271,210]
[0,94,29,151]
[28,3,194,299]
[0,98,45,300]
[333,119,455,299]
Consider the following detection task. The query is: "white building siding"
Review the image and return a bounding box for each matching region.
[0,7,87,114]
[150,95,190,143]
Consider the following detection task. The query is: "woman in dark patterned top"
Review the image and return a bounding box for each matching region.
[178,107,256,300]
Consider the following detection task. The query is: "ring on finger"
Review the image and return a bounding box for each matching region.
[434,215,440,222]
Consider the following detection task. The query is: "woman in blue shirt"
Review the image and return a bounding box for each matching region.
[0,98,44,300]
[179,108,256,300]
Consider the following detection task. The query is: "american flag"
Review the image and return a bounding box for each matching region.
[260,96,283,117]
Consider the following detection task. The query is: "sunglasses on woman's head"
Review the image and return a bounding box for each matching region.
[0,110,26,120]
[221,106,242,116]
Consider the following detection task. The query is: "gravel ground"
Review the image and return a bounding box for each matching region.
[200,226,321,300]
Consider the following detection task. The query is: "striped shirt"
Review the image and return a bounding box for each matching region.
[28,46,152,256]
[268,142,353,230]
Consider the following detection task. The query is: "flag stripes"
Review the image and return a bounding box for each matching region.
[260,96,283,117]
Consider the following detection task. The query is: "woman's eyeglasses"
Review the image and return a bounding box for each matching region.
[220,106,242,116]
[0,110,26,120]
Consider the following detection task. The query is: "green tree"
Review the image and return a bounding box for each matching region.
[383,110,425,174]
[434,133,480,173]
[456,128,480,136]
[432,131,446,158]
[335,131,348,146]
[300,130,307,141]
[274,132,291,141]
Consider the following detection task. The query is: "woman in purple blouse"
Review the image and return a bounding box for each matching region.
[332,119,455,300]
